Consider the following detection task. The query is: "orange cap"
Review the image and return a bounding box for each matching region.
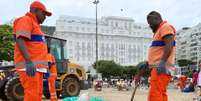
[30,1,52,16]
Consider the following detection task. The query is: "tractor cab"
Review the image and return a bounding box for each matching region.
[45,35,68,74]
[44,35,88,98]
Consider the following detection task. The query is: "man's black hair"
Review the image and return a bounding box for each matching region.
[147,11,162,19]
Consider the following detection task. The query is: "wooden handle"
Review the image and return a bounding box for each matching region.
[130,84,139,101]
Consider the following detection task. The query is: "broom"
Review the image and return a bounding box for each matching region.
[130,83,139,101]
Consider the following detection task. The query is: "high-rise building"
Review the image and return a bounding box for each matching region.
[176,23,201,63]
[176,23,201,74]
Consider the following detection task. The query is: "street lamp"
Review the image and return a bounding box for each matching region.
[93,0,99,67]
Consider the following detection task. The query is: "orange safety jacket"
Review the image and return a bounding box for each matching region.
[47,54,57,76]
[148,21,176,69]
[13,12,48,69]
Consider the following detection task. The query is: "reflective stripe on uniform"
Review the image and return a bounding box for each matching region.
[50,73,57,76]
[50,92,57,96]
[17,68,47,73]
[151,40,176,47]
[14,34,45,42]
[50,96,57,99]
[15,61,48,68]
[16,31,31,37]
[30,35,45,42]
[50,93,57,99]
[15,61,48,73]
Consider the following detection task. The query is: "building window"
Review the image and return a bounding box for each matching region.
[69,49,72,54]
[82,27,85,31]
[115,22,118,27]
[87,28,91,32]
[87,42,91,57]
[76,27,79,31]
[69,41,72,46]
[101,29,104,33]
[76,42,80,50]
[129,23,132,29]
[68,26,72,30]
[125,22,128,29]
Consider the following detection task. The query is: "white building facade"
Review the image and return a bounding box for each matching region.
[54,16,152,71]
[176,23,201,64]
[176,23,201,74]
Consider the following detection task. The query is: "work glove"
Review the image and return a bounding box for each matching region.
[135,61,148,85]
[157,60,166,75]
[134,75,141,86]
[25,61,36,77]
[138,61,149,70]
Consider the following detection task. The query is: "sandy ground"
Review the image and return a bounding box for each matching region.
[45,86,198,101]
[79,87,197,101]
[0,85,197,101]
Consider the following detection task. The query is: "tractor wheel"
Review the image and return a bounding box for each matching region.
[5,76,24,101]
[61,78,80,98]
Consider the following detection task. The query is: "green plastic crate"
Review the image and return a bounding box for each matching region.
[90,97,104,101]
[62,96,79,101]
[62,96,104,101]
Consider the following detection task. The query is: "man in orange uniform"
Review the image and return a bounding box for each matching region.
[47,53,58,101]
[13,1,52,101]
[178,75,187,91]
[135,11,176,101]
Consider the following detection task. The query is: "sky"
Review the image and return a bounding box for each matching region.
[1,0,201,30]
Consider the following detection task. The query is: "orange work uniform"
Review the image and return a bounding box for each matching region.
[178,76,187,91]
[13,12,48,101]
[148,21,176,101]
[47,54,58,101]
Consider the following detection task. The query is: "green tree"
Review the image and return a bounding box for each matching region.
[93,60,139,78]
[93,60,119,78]
[122,65,138,78]
[111,65,122,77]
[177,59,195,67]
[0,24,14,61]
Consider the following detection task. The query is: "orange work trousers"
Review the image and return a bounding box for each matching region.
[17,71,43,101]
[148,68,171,101]
[48,75,58,101]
